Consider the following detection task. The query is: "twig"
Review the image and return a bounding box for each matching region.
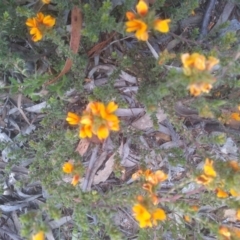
[82,145,99,192]
[17,94,31,125]
[146,40,159,60]
[199,0,216,39]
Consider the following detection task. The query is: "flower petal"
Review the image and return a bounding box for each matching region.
[62,162,74,174]
[97,125,109,140]
[26,18,37,27]
[43,15,56,27]
[66,112,81,125]
[154,19,171,33]
[126,11,136,20]
[32,231,44,240]
[106,101,118,113]
[136,0,148,17]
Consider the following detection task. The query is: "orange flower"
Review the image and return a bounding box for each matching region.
[203,158,216,177]
[196,158,216,185]
[151,194,159,205]
[151,208,166,225]
[79,101,120,140]
[66,112,81,125]
[188,83,213,96]
[195,174,213,185]
[132,204,166,228]
[26,12,55,42]
[42,0,50,4]
[219,226,231,240]
[181,53,218,78]
[231,112,240,121]
[183,215,191,223]
[142,183,153,193]
[126,18,148,41]
[190,205,199,212]
[229,160,240,171]
[216,188,229,198]
[132,170,143,180]
[144,169,168,185]
[62,162,74,174]
[154,19,171,33]
[32,231,44,240]
[71,174,80,186]
[125,0,170,41]
[136,0,148,17]
[132,204,152,228]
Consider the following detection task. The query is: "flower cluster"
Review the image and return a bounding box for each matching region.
[66,101,120,140]
[132,169,168,228]
[32,231,44,240]
[62,161,81,186]
[26,12,55,42]
[196,159,240,199]
[181,53,219,96]
[125,0,171,41]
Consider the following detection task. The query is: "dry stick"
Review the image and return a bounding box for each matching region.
[17,94,31,125]
[159,186,205,203]
[44,6,82,86]
[199,0,216,39]
[169,32,206,47]
[82,145,99,192]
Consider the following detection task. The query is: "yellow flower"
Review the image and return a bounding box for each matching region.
[26,12,55,42]
[196,159,216,185]
[230,189,240,197]
[216,188,229,198]
[62,162,74,174]
[80,101,120,140]
[126,18,148,41]
[183,215,191,223]
[181,53,206,72]
[132,204,152,228]
[195,174,213,185]
[125,0,149,41]
[188,83,213,97]
[136,0,148,17]
[132,204,166,228]
[219,226,231,240]
[144,169,168,185]
[32,231,44,240]
[151,208,166,225]
[132,170,143,180]
[71,174,80,186]
[231,112,240,121]
[154,19,171,33]
[66,112,81,125]
[125,0,171,41]
[181,53,219,75]
[203,158,216,177]
[42,0,50,4]
[206,56,219,71]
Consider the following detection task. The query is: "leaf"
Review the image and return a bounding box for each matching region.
[75,139,90,156]
[93,153,115,184]
[45,6,82,86]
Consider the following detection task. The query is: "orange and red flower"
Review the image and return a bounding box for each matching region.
[125,0,170,41]
[26,12,55,41]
